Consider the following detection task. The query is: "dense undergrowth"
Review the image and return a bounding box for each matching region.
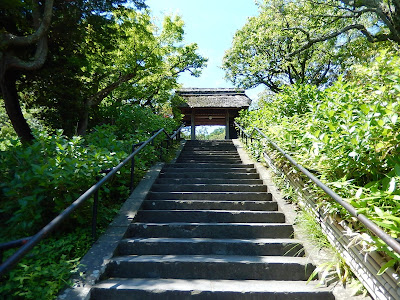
[238,50,400,274]
[0,105,179,299]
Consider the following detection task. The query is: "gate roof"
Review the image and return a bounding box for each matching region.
[177,88,251,109]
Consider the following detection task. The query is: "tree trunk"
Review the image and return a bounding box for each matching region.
[0,70,34,143]
[76,100,90,136]
[76,71,137,135]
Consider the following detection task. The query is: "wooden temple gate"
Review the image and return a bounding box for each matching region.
[177,88,251,140]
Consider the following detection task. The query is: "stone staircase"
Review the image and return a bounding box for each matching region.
[91,140,335,299]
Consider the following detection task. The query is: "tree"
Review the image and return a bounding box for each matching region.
[222,0,377,92]
[75,10,207,135]
[0,0,54,143]
[9,5,206,136]
[0,0,149,141]
[284,0,400,58]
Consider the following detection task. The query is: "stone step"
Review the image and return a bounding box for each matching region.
[183,142,237,146]
[180,148,238,152]
[141,200,278,211]
[127,223,294,239]
[91,278,335,300]
[105,255,314,281]
[151,184,268,193]
[155,178,263,185]
[146,192,272,201]
[135,210,286,223]
[185,140,234,144]
[180,151,239,155]
[117,237,304,256]
[161,167,257,173]
[126,222,293,239]
[178,153,240,156]
[176,159,242,163]
[159,172,261,179]
[177,155,241,160]
[164,163,252,168]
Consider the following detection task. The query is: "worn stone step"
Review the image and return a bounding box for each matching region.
[185,140,234,143]
[180,151,239,156]
[159,172,261,179]
[91,278,335,300]
[155,178,263,185]
[181,149,238,151]
[117,238,304,256]
[179,150,240,154]
[127,223,294,239]
[134,210,285,223]
[179,151,241,155]
[182,143,237,147]
[163,163,252,169]
[181,148,238,151]
[146,192,272,201]
[141,200,278,211]
[184,142,237,146]
[176,159,242,163]
[162,167,257,173]
[177,155,241,160]
[151,184,268,193]
[105,255,314,281]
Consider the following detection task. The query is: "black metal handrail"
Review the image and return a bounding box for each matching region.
[0,125,184,276]
[234,121,400,255]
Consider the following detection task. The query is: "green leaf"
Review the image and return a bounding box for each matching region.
[360,104,369,114]
[394,164,400,177]
[393,85,400,92]
[374,206,384,217]
[377,259,396,275]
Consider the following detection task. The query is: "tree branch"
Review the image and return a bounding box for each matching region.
[88,69,138,107]
[315,61,331,85]
[286,23,379,58]
[0,0,54,49]
[8,36,48,71]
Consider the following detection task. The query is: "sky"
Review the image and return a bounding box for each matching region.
[145,0,264,102]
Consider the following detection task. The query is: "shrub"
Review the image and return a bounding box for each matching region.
[238,50,400,270]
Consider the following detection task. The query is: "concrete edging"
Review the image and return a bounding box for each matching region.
[58,141,186,300]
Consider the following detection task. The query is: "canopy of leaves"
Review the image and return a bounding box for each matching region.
[223,0,392,93]
[2,1,206,137]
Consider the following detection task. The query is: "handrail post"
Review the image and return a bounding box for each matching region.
[130,144,136,193]
[92,176,100,240]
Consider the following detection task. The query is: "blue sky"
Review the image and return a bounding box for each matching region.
[145,0,264,101]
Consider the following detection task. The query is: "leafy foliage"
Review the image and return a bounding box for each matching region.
[237,50,400,272]
[1,1,206,139]
[222,0,379,92]
[0,106,178,238]
[25,6,206,136]
[0,228,92,299]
